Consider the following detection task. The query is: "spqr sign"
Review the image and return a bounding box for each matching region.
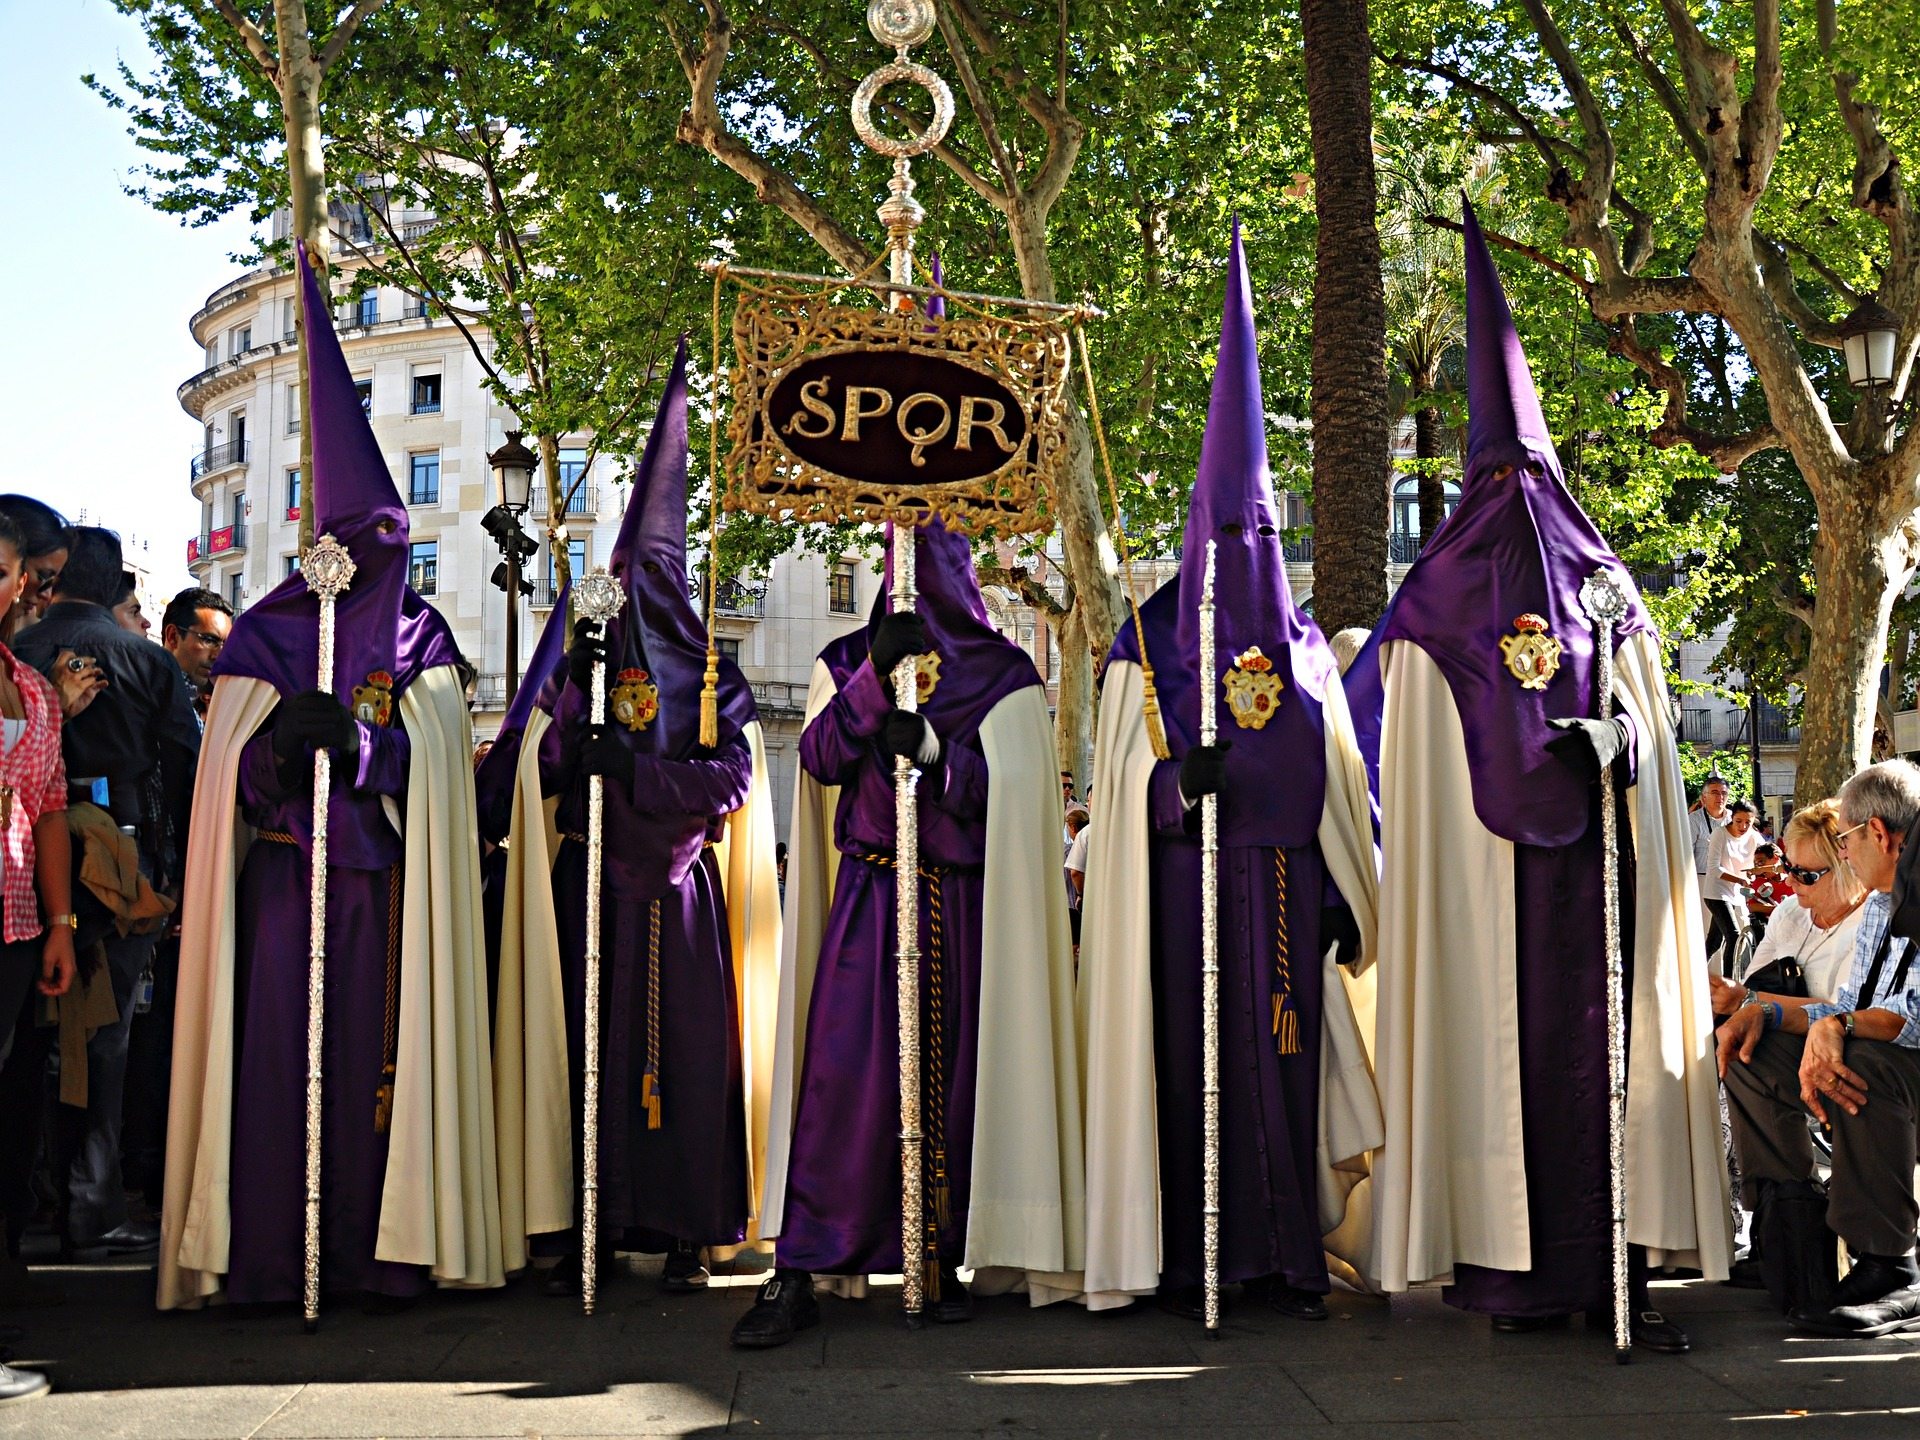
[721,292,1071,537]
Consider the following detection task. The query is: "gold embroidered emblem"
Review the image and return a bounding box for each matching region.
[914,650,941,705]
[610,667,660,732]
[351,670,394,727]
[1499,614,1562,691]
[1222,646,1284,730]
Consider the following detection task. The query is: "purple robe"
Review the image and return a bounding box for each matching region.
[225,723,425,1302]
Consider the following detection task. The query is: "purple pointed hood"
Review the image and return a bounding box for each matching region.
[1342,200,1651,846]
[474,581,571,834]
[216,241,462,702]
[1111,223,1336,846]
[549,338,755,757]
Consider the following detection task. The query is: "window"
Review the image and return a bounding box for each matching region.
[408,452,440,506]
[282,298,296,342]
[230,411,247,459]
[717,637,741,665]
[227,573,244,611]
[410,371,442,415]
[285,554,302,579]
[204,340,218,370]
[1390,475,1461,539]
[828,559,857,615]
[357,293,379,327]
[286,469,302,521]
[354,378,372,416]
[231,324,251,356]
[286,384,301,434]
[409,541,438,595]
[231,492,246,530]
[557,448,589,512]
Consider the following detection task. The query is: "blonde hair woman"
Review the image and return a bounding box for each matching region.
[1710,798,1869,1013]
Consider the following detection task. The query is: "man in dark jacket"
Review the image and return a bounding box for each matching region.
[14,526,200,1253]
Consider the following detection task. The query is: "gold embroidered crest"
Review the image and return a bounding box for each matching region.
[1499,614,1563,691]
[351,670,394,727]
[1222,646,1285,730]
[610,667,660,732]
[914,650,941,705]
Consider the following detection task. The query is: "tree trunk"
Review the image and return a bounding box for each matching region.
[1796,499,1903,802]
[1412,384,1446,542]
[1302,0,1391,634]
[534,431,576,643]
[274,0,329,557]
[1052,605,1094,792]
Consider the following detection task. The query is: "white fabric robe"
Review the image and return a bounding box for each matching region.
[1367,633,1731,1293]
[1077,657,1384,1309]
[758,663,1086,1303]
[159,667,505,1309]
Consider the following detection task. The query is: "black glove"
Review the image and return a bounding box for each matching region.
[882,709,942,768]
[1321,905,1362,970]
[579,725,635,784]
[568,619,606,690]
[869,612,929,678]
[271,690,357,768]
[1544,716,1629,778]
[1177,741,1232,804]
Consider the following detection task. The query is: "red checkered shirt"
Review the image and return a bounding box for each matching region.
[0,644,66,943]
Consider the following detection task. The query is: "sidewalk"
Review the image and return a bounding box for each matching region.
[3,1254,1917,1438]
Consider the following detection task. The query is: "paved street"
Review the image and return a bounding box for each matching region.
[3,1253,1918,1438]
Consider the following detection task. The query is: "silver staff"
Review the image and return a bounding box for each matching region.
[300,533,356,1333]
[1199,541,1223,1338]
[574,569,627,1318]
[1576,568,1632,1364]
[852,0,954,1325]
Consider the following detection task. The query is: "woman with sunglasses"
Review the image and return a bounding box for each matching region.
[1711,798,1869,1015]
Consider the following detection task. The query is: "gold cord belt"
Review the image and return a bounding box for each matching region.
[1273,849,1299,1057]
[641,899,663,1130]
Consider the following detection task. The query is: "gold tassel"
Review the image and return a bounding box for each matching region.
[933,1152,952,1232]
[698,644,720,747]
[925,1247,942,1303]
[642,1070,662,1130]
[700,270,726,750]
[1274,1004,1301,1057]
[373,1064,396,1134]
[1139,662,1172,761]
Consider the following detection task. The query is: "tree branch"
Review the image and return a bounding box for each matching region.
[205,0,278,80]
[1607,10,1707,169]
[669,1,874,275]
[1754,234,1844,347]
[1609,318,1780,470]
[935,3,1020,197]
[1421,214,1591,291]
[315,0,389,72]
[977,562,1068,619]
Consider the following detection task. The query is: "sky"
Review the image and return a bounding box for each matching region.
[0,0,258,596]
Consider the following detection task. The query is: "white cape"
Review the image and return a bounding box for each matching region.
[1078,658,1384,1309]
[1368,634,1731,1291]
[159,668,505,1309]
[758,663,1086,1302]
[495,715,784,1257]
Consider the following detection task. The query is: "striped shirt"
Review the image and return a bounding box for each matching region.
[1806,888,1920,1048]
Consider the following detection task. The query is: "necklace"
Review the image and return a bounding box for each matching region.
[1801,892,1867,964]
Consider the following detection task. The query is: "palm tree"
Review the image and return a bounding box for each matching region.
[1302,0,1391,634]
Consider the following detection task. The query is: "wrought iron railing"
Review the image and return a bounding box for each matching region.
[191,440,249,480]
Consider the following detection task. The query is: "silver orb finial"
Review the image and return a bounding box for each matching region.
[302,533,356,601]
[868,0,935,50]
[1577,568,1630,628]
[575,568,626,624]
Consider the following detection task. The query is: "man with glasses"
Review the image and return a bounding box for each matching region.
[1721,760,1920,1337]
[160,587,234,720]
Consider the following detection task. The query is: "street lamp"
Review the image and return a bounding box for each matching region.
[1839,297,1900,392]
[485,430,540,705]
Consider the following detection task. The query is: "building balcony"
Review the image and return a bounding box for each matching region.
[191,440,249,481]
[470,672,508,711]
[707,579,766,619]
[749,680,809,716]
[531,483,599,519]
[531,576,563,609]
[188,527,246,565]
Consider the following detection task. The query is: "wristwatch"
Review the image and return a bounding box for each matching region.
[46,913,76,931]
[1841,1010,1858,1039]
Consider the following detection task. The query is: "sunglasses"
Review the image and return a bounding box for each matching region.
[1781,862,1832,885]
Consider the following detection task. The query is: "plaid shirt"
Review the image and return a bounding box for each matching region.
[0,644,67,943]
[1806,888,1920,1048]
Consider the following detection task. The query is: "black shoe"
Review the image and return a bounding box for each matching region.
[1724,1257,1766,1290]
[1268,1284,1329,1322]
[661,1243,709,1295]
[1795,1284,1920,1338]
[732,1269,819,1350]
[1156,1284,1208,1322]
[928,1265,972,1325]
[1630,1309,1691,1354]
[0,1363,48,1406]
[88,1220,160,1255]
[1492,1313,1569,1333]
[1802,1253,1920,1317]
[542,1250,598,1297]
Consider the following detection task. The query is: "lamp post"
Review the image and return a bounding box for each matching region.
[1839,297,1901,393]
[486,430,538,704]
